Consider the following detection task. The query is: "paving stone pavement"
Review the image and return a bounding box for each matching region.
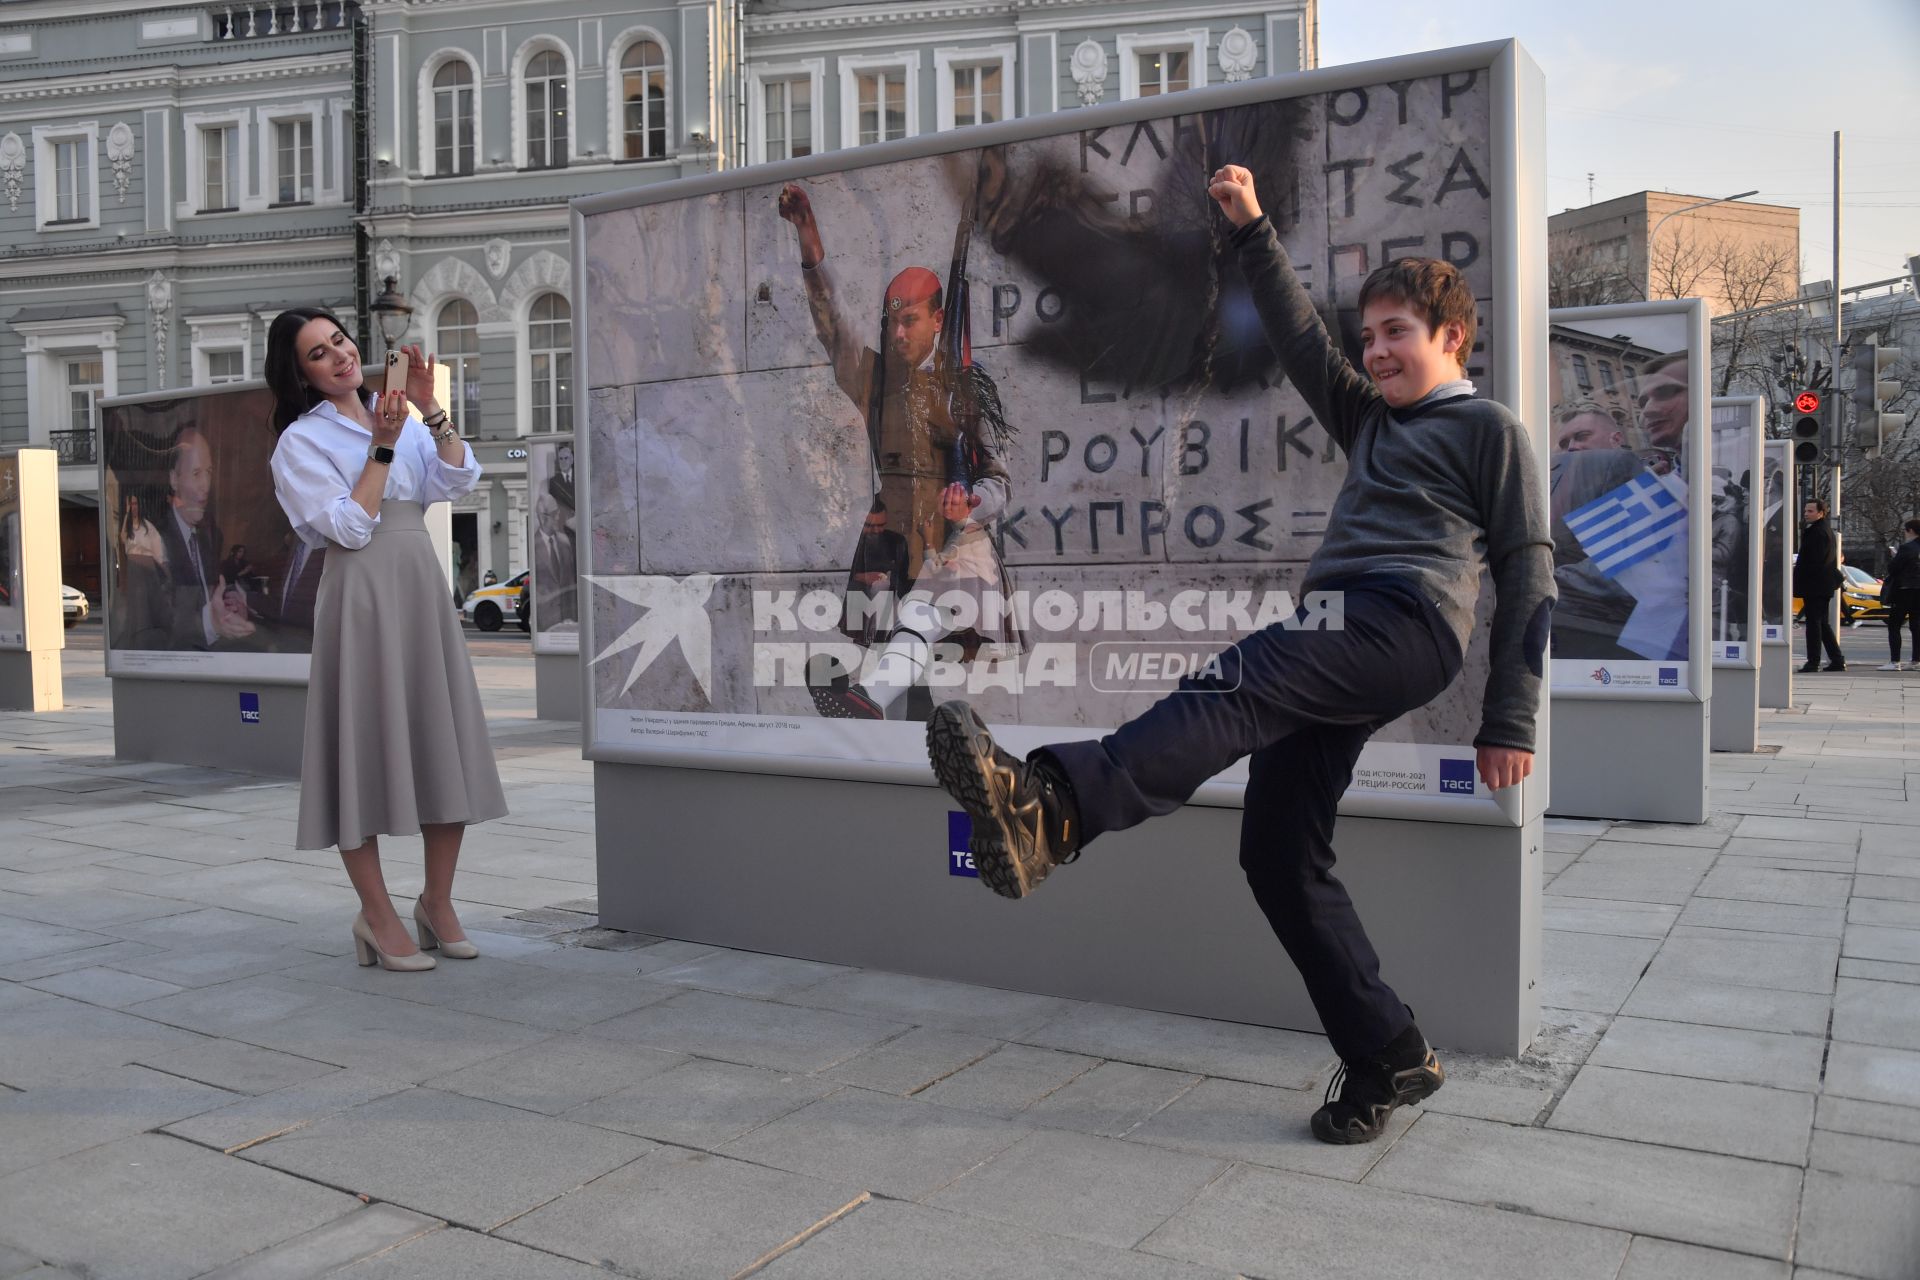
[2,638,1917,1279]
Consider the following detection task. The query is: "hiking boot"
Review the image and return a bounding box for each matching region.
[1310,1025,1444,1145]
[926,701,1080,899]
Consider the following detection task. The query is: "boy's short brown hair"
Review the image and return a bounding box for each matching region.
[1357,257,1478,371]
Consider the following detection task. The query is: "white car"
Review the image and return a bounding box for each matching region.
[62,584,89,626]
[461,571,529,632]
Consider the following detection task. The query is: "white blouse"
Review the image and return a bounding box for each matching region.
[271,396,483,550]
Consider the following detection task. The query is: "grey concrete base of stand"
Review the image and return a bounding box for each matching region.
[1759,647,1793,709]
[594,762,1542,1057]
[535,652,581,721]
[1710,667,1758,753]
[112,678,306,778]
[1548,698,1709,823]
[0,648,62,711]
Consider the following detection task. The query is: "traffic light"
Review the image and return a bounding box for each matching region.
[1850,339,1906,456]
[1792,391,1824,464]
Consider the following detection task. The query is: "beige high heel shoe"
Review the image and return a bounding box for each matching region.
[352,913,436,971]
[413,901,479,960]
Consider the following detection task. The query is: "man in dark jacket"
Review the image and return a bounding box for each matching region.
[1880,518,1920,671]
[1794,499,1846,672]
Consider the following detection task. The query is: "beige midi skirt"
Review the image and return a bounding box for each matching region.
[295,500,508,850]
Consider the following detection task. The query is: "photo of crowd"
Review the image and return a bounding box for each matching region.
[1547,313,1694,681]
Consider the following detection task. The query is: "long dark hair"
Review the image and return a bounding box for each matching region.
[266,306,356,433]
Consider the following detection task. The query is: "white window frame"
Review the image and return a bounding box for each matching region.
[180,108,256,217]
[511,36,577,171]
[837,50,920,151]
[1116,29,1210,100]
[934,44,1016,133]
[187,313,255,385]
[747,58,825,165]
[435,296,485,437]
[417,49,482,179]
[524,290,573,436]
[607,26,674,164]
[11,315,123,448]
[63,355,106,433]
[256,100,334,207]
[32,123,100,232]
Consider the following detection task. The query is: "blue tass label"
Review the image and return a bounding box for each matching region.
[948,811,977,877]
[239,692,261,725]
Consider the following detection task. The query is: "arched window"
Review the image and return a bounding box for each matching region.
[620,40,668,160]
[529,292,572,434]
[525,49,569,169]
[432,61,475,176]
[437,299,482,434]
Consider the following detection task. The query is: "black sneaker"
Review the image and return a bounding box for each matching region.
[1310,1026,1444,1145]
[1798,662,1821,673]
[926,701,1080,899]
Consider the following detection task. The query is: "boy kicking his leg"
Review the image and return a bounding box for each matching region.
[927,164,1555,1145]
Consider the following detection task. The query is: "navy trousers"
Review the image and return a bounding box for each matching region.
[1045,577,1463,1063]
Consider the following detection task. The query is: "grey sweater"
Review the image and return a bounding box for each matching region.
[1233,217,1556,751]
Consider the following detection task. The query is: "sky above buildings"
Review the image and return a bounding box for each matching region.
[1320,0,1920,290]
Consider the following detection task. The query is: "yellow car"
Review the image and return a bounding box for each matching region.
[1793,563,1888,625]
[461,571,530,632]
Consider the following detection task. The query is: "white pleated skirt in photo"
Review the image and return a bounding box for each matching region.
[296,500,508,850]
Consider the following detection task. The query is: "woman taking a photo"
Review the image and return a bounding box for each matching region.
[267,308,507,971]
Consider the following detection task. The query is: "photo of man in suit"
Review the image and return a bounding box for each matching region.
[114,425,256,651]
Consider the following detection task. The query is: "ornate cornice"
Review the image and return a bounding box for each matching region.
[0,54,350,106]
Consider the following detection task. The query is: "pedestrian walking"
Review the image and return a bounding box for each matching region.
[1880,518,1920,671]
[1794,499,1846,672]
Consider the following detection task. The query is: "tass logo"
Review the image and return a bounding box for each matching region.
[1590,667,1612,685]
[238,692,261,725]
[1659,667,1680,686]
[1438,758,1476,794]
[948,812,977,877]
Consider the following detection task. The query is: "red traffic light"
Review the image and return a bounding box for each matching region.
[1795,391,1821,414]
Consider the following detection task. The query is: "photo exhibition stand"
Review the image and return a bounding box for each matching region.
[1758,441,1794,710]
[1547,300,1712,825]
[1709,397,1764,754]
[581,43,1550,1057]
[101,378,454,778]
[0,449,65,712]
[528,432,581,723]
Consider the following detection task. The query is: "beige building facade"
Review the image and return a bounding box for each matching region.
[1550,191,1800,317]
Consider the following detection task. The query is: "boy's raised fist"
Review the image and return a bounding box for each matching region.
[1207,165,1263,228]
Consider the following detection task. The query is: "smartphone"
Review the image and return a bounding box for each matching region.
[384,348,411,399]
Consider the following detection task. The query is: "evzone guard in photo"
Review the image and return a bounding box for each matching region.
[926,163,1556,1146]
[778,178,1022,722]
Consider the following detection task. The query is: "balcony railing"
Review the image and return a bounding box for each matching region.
[48,428,96,467]
[213,2,351,40]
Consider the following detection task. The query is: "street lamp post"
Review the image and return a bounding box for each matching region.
[368,275,413,353]
[1642,189,1759,301]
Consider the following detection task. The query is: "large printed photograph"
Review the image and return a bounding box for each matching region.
[528,436,580,655]
[0,455,22,649]
[101,386,321,680]
[1708,399,1759,666]
[1547,311,1693,691]
[1760,440,1789,644]
[584,68,1519,813]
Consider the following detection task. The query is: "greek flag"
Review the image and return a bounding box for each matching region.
[1565,469,1688,578]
